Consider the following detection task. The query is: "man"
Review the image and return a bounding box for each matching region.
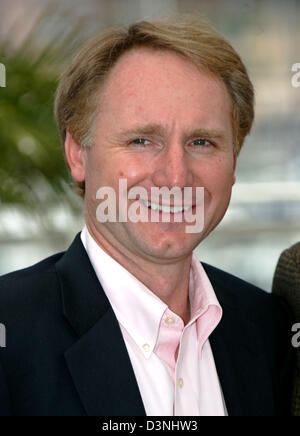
[0,15,294,416]
[272,243,300,416]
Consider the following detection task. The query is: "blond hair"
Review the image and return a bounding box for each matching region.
[55,15,254,197]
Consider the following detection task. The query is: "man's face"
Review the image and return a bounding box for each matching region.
[80,48,236,263]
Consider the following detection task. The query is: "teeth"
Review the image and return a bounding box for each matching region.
[142,200,191,213]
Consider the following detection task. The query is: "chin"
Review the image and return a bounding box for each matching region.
[140,236,197,259]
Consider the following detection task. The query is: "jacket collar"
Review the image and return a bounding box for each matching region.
[55,234,271,416]
[55,233,146,416]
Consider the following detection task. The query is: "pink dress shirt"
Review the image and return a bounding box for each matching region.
[81,226,227,416]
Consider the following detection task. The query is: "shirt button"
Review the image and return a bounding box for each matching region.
[142,343,150,353]
[178,378,184,389]
[165,316,175,325]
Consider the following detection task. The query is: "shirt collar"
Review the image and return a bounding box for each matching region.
[189,255,223,357]
[189,254,222,322]
[81,225,222,359]
[81,226,167,358]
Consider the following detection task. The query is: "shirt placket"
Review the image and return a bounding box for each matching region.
[174,324,200,416]
[154,310,184,383]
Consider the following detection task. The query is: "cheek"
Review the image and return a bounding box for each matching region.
[116,155,149,184]
[195,158,234,189]
[211,174,234,196]
[87,154,150,195]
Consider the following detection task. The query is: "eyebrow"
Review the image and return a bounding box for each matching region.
[117,124,227,140]
[117,124,165,138]
[184,128,226,140]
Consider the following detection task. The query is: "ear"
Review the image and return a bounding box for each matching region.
[64,131,85,182]
[232,155,237,186]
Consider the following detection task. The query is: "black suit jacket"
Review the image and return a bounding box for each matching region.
[0,233,295,416]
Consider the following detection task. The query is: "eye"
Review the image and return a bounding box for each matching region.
[191,138,212,147]
[131,138,151,146]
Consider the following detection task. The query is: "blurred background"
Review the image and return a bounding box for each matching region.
[0,0,299,291]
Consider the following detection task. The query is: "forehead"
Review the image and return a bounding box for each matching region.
[97,47,232,132]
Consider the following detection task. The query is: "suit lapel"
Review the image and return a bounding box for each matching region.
[55,234,274,416]
[203,264,275,416]
[55,233,146,416]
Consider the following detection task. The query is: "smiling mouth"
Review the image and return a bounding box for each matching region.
[141,200,193,213]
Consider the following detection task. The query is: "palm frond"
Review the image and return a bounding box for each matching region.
[0,6,88,214]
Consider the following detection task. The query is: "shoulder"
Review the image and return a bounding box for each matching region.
[0,250,73,363]
[275,242,300,278]
[202,262,291,325]
[0,249,78,396]
[0,250,65,285]
[0,251,65,317]
[276,242,300,271]
[273,242,300,287]
[0,251,64,282]
[202,262,270,303]
[202,262,294,379]
[283,241,300,259]
[272,242,300,315]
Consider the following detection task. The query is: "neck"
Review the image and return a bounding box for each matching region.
[85,222,192,324]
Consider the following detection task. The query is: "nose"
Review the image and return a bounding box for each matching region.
[151,140,194,189]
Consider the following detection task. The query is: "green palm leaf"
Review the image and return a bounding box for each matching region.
[0,9,87,213]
